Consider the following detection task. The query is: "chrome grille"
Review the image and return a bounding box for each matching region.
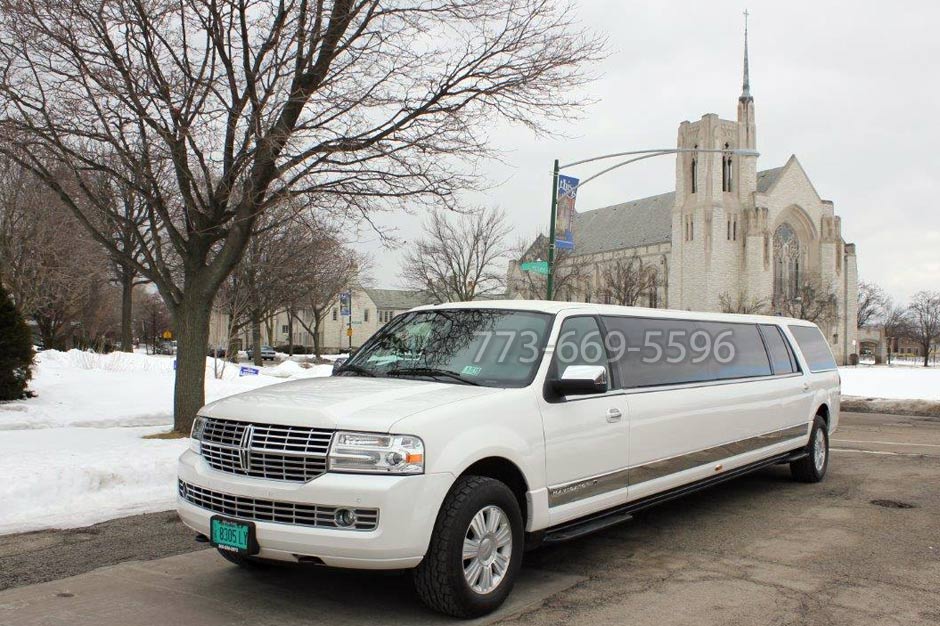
[179,481,379,531]
[200,417,333,483]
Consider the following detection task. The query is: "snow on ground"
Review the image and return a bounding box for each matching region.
[1,348,935,535]
[0,350,331,535]
[839,365,940,401]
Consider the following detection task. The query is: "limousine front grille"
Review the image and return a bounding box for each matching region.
[178,481,379,531]
[200,417,333,483]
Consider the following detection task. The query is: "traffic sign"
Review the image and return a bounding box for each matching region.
[520,261,549,275]
[162,330,173,340]
[346,327,353,337]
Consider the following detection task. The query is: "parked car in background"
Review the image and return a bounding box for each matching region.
[330,349,356,374]
[155,340,177,355]
[245,345,276,361]
[207,346,227,358]
[178,301,839,618]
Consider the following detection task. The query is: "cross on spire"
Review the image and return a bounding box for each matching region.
[741,9,752,100]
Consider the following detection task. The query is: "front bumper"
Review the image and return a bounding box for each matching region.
[176,450,454,569]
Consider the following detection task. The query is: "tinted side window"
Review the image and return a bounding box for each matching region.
[789,325,837,372]
[759,324,797,375]
[553,316,609,379]
[601,317,710,388]
[697,322,772,380]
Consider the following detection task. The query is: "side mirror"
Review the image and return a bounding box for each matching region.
[551,365,608,396]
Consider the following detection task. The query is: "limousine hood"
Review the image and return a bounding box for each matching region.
[199,375,501,432]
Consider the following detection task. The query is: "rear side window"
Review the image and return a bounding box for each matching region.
[696,321,772,381]
[788,325,837,372]
[601,317,709,387]
[601,317,771,387]
[759,324,797,375]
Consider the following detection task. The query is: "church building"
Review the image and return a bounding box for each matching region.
[511,26,859,364]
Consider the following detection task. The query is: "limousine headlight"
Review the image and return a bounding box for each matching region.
[189,416,207,454]
[328,432,425,475]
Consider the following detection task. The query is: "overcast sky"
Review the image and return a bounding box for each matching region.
[356,0,940,303]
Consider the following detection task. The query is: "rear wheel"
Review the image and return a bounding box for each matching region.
[790,415,829,482]
[413,476,524,618]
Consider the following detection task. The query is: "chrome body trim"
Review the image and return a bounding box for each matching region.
[627,423,809,486]
[547,423,809,507]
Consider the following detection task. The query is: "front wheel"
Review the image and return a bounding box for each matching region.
[413,476,524,618]
[790,415,829,482]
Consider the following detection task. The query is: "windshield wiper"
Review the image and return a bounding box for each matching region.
[386,367,481,386]
[335,364,376,377]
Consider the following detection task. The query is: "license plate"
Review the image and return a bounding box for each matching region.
[209,516,258,555]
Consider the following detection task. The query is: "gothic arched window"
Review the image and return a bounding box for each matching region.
[773,223,801,303]
[722,143,733,192]
[690,144,698,194]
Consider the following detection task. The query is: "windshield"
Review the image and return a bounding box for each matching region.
[341,308,553,388]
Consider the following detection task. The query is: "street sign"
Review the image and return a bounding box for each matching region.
[162,330,173,340]
[555,174,578,250]
[239,366,259,377]
[346,327,353,337]
[339,291,351,317]
[520,260,549,275]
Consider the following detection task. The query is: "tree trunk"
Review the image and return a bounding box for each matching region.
[312,311,322,359]
[172,297,211,434]
[287,312,294,356]
[120,272,134,352]
[924,348,930,368]
[252,314,263,367]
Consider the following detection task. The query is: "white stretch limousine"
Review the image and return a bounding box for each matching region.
[177,301,839,617]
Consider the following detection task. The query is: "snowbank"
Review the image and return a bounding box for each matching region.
[0,349,331,534]
[839,365,940,401]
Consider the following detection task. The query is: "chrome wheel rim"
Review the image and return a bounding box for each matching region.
[813,428,826,471]
[462,505,512,595]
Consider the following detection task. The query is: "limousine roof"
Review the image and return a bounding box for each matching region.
[411,299,819,328]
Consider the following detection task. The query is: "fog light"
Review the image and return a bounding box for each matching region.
[334,509,358,528]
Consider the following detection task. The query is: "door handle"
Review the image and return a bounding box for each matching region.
[606,408,623,423]
[802,382,810,392]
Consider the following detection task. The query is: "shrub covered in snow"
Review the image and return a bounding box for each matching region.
[0,284,34,400]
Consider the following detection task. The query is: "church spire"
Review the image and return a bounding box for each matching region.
[740,9,752,101]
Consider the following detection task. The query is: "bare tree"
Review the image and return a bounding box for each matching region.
[774,273,839,326]
[290,232,361,359]
[402,208,511,303]
[509,235,591,301]
[881,300,910,366]
[0,0,604,431]
[857,280,888,329]
[0,161,110,349]
[599,254,658,307]
[103,179,152,352]
[906,291,940,367]
[719,291,769,315]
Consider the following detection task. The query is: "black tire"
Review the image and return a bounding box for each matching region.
[216,548,270,568]
[790,415,829,482]
[413,476,524,618]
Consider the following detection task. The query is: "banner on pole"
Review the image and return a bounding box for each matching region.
[554,175,578,250]
[339,291,351,317]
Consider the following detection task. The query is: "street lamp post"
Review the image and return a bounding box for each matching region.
[543,147,759,300]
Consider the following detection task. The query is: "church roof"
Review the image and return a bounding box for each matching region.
[571,166,785,257]
[571,191,675,256]
[757,166,785,192]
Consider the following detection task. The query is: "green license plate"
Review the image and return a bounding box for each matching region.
[210,516,258,555]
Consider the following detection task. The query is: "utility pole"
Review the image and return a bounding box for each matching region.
[546,159,559,301]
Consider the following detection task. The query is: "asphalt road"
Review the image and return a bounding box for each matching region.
[1,411,938,625]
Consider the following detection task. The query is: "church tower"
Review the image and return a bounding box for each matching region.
[668,14,760,311]
[736,11,758,207]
